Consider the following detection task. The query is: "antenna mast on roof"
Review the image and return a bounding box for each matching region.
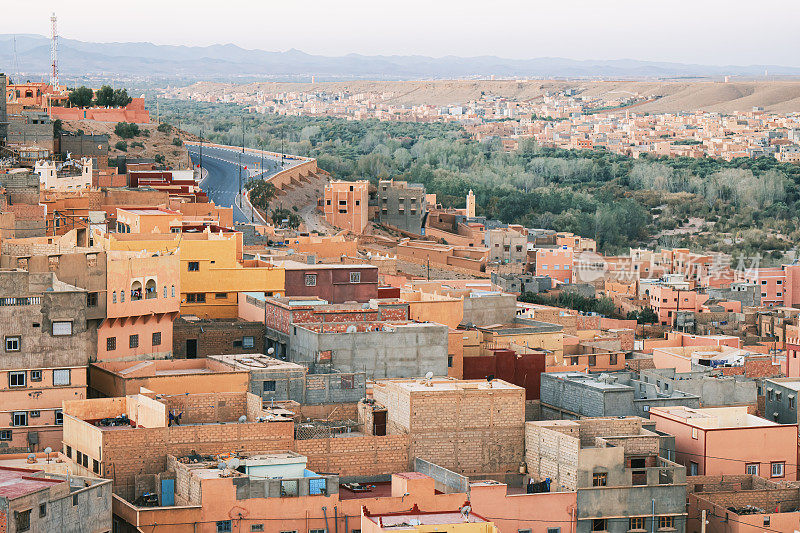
[50,13,59,88]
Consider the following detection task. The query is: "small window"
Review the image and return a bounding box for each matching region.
[609,353,617,366]
[629,517,645,530]
[657,516,674,530]
[112,291,117,303]
[592,472,607,487]
[30,370,42,382]
[171,285,175,297]
[9,371,26,388]
[215,292,227,299]
[591,519,606,532]
[341,375,355,389]
[87,292,98,307]
[764,516,771,527]
[771,461,785,477]
[0,430,10,441]
[251,526,264,533]
[263,380,276,393]
[72,494,78,506]
[16,509,31,532]
[349,272,361,283]
[65,446,71,458]
[13,412,28,426]
[305,274,317,287]
[448,354,454,368]
[546,528,560,533]
[691,428,698,439]
[588,355,596,366]
[93,459,99,474]
[39,503,46,518]
[746,463,759,475]
[152,332,162,346]
[107,337,116,351]
[217,520,232,533]
[53,369,70,386]
[163,286,168,298]
[29,410,40,418]
[790,397,796,409]
[242,336,254,349]
[130,334,139,349]
[55,410,63,426]
[188,261,200,271]
[52,321,73,336]
[518,530,532,533]
[5,336,20,352]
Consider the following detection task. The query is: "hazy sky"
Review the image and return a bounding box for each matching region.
[3,0,800,66]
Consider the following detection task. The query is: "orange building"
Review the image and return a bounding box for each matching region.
[649,406,798,479]
[323,180,369,233]
[531,245,573,284]
[96,250,180,362]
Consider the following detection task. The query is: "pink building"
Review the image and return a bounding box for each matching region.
[96,250,180,362]
[531,245,573,284]
[745,264,800,308]
[323,180,369,233]
[649,406,798,480]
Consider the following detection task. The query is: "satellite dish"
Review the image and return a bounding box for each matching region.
[425,371,434,380]
[43,447,52,454]
[460,504,472,521]
[346,325,357,333]
[238,415,247,423]
[27,453,36,462]
[267,347,275,355]
[217,461,227,470]
[227,458,241,470]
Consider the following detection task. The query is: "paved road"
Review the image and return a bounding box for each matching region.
[187,144,298,224]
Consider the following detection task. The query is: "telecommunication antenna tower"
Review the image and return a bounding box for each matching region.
[50,13,59,87]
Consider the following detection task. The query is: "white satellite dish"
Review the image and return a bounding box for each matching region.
[238,415,247,423]
[425,371,434,380]
[267,347,275,355]
[217,461,227,470]
[227,458,241,470]
[346,325,357,333]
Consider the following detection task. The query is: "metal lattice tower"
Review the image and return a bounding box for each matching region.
[50,13,59,87]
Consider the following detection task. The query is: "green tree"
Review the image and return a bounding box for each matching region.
[111,88,132,107]
[157,123,172,133]
[115,141,128,152]
[67,86,94,108]
[637,307,658,324]
[94,85,114,107]
[115,122,140,139]
[246,180,277,213]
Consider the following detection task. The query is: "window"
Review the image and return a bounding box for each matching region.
[790,396,796,409]
[93,459,99,474]
[29,410,40,418]
[657,516,674,530]
[107,337,116,351]
[592,472,607,486]
[72,494,78,506]
[87,292,98,307]
[164,286,168,298]
[52,321,73,336]
[217,521,232,532]
[518,530,532,533]
[768,389,774,401]
[305,274,317,287]
[129,334,139,349]
[609,353,617,366]
[53,369,70,386]
[263,380,276,393]
[214,293,228,300]
[689,462,698,476]
[242,336,254,349]
[13,412,28,426]
[16,509,30,532]
[764,517,771,527]
[9,371,26,388]
[349,271,361,283]
[771,461,785,477]
[39,503,46,518]
[55,410,63,425]
[588,355,596,366]
[746,463,759,475]
[691,428,698,439]
[591,519,606,532]
[152,332,162,346]
[309,530,326,533]
[112,291,117,303]
[0,430,10,441]
[341,375,355,389]
[776,391,782,402]
[186,293,206,303]
[171,285,175,297]
[30,370,42,382]
[251,526,264,532]
[77,451,83,464]
[5,336,20,352]
[629,517,645,530]
[448,354,454,367]
[188,261,200,271]
[546,529,560,533]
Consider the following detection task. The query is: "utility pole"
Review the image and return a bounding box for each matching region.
[238,114,244,207]
[700,509,707,533]
[281,128,285,168]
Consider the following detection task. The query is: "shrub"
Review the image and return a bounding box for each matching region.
[114,122,140,139]
[115,141,128,152]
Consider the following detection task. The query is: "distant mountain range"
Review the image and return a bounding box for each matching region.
[2,34,799,82]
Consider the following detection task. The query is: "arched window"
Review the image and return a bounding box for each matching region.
[171,285,175,297]
[121,290,125,302]
[145,279,157,300]
[163,286,167,298]
[131,281,142,301]
[112,291,117,304]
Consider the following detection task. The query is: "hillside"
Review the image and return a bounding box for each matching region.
[175,79,800,113]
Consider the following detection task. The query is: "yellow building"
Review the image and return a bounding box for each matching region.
[99,227,284,318]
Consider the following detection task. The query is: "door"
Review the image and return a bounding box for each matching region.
[186,339,197,359]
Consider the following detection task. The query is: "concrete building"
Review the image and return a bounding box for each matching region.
[275,260,379,303]
[636,368,757,409]
[649,406,798,479]
[34,158,93,191]
[0,466,111,533]
[525,417,687,533]
[490,272,551,294]
[0,74,7,143]
[372,378,525,474]
[6,111,54,151]
[707,281,761,308]
[540,371,700,420]
[323,180,369,233]
[0,271,92,454]
[377,179,427,234]
[763,378,800,424]
[486,228,527,264]
[209,354,366,405]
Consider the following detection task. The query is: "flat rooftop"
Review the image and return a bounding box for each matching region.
[364,509,489,527]
[544,372,631,391]
[0,467,63,500]
[477,320,563,335]
[92,358,245,378]
[765,378,800,391]
[376,378,522,393]
[652,406,782,429]
[208,354,305,372]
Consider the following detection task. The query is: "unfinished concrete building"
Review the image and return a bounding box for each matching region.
[209,354,366,405]
[525,417,686,533]
[372,378,525,474]
[376,179,427,234]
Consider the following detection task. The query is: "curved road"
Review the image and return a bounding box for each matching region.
[187,144,300,224]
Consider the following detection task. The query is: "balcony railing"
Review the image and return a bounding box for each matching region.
[0,297,41,306]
